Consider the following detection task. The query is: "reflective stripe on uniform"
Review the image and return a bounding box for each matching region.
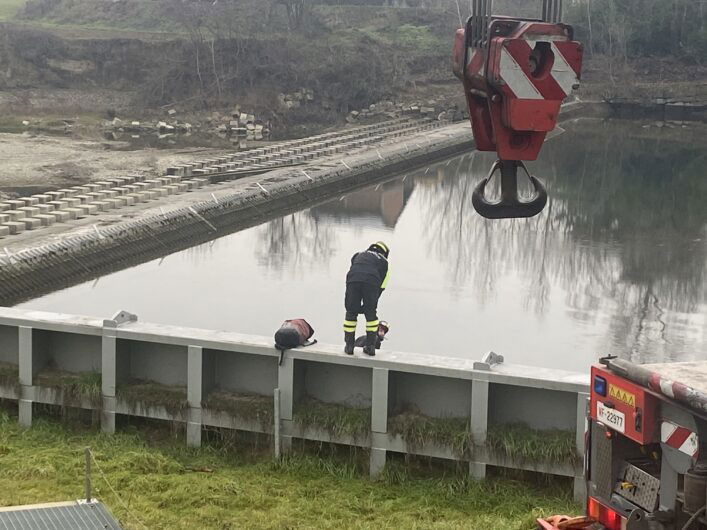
[381,268,390,289]
[366,320,379,331]
[343,319,357,332]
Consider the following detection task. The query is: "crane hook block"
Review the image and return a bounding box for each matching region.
[452,4,583,218]
[472,160,547,219]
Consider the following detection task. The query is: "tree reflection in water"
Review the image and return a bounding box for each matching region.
[416,120,706,364]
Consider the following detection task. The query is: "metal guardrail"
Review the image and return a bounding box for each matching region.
[0,307,589,501]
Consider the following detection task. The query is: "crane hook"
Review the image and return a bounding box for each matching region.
[471,160,548,219]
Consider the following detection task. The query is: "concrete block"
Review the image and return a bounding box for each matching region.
[86,183,102,192]
[84,204,100,215]
[64,207,87,219]
[108,177,133,185]
[36,204,55,214]
[126,193,146,204]
[164,185,179,195]
[5,210,26,221]
[47,191,65,200]
[20,197,39,206]
[34,214,56,227]
[0,203,10,212]
[57,189,77,197]
[64,198,81,208]
[18,206,40,217]
[50,210,72,222]
[0,225,10,238]
[0,214,8,224]
[47,200,70,210]
[22,217,43,230]
[89,201,110,212]
[105,198,124,209]
[175,183,188,192]
[74,195,92,204]
[6,200,26,209]
[32,194,52,204]
[152,188,168,198]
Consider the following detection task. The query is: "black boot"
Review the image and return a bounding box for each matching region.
[363,331,376,356]
[344,332,355,355]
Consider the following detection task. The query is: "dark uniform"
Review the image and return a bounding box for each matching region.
[343,242,390,355]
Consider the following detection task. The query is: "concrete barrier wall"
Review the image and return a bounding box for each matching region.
[0,307,590,500]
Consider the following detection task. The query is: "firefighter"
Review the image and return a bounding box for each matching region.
[343,241,390,356]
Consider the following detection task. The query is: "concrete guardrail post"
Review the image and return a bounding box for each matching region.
[18,326,33,427]
[370,367,389,477]
[278,356,294,453]
[101,310,138,433]
[574,392,589,502]
[470,378,489,479]
[100,332,117,434]
[187,345,203,447]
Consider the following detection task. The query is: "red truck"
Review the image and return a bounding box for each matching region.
[541,356,707,530]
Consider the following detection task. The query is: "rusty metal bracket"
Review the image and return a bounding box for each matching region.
[471,159,547,219]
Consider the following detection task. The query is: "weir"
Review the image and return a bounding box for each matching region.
[0,307,589,501]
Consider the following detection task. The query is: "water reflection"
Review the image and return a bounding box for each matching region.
[19,120,706,372]
[248,120,706,367]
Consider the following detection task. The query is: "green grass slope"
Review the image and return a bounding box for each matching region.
[0,411,579,529]
[0,0,27,20]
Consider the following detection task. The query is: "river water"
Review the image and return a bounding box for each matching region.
[18,119,707,373]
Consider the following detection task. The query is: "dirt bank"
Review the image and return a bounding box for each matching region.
[0,131,225,198]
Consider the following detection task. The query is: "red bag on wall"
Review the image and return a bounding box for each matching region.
[274,319,316,350]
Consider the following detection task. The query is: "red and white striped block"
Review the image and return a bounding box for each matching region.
[661,421,699,458]
[497,39,580,101]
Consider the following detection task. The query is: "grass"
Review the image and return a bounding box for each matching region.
[35,369,102,408]
[0,362,20,394]
[294,396,371,441]
[202,390,274,430]
[487,423,579,468]
[0,409,580,529]
[117,379,188,418]
[388,411,472,457]
[0,0,26,20]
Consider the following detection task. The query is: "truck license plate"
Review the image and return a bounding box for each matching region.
[597,401,625,433]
